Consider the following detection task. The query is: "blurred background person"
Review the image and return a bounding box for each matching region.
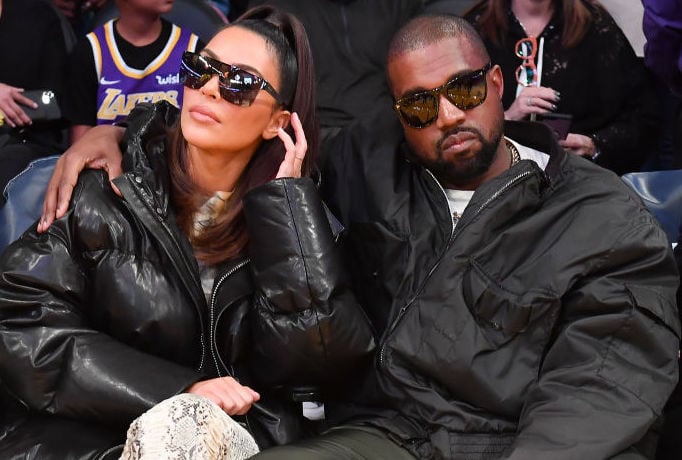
[642,0,682,96]
[640,3,682,458]
[641,0,682,171]
[0,0,69,206]
[462,0,657,174]
[62,0,201,144]
[599,0,678,171]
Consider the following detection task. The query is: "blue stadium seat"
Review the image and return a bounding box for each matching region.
[0,156,59,254]
[621,169,682,244]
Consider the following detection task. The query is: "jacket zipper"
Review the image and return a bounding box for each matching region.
[208,258,255,435]
[378,169,535,367]
[209,259,250,377]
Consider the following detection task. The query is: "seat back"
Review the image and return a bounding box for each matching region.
[91,0,227,42]
[621,169,682,244]
[0,156,59,254]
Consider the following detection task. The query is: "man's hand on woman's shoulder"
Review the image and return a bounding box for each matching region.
[38,125,126,232]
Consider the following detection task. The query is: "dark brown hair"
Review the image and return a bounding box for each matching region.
[169,5,319,265]
[468,0,599,48]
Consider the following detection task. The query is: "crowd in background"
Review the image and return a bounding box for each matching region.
[0,0,679,187]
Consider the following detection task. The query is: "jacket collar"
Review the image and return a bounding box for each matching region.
[115,101,181,216]
[503,120,567,181]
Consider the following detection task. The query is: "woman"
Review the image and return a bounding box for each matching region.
[464,0,656,174]
[0,6,374,459]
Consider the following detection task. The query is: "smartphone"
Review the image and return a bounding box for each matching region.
[22,90,62,122]
[536,113,572,140]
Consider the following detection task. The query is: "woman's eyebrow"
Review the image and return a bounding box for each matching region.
[200,48,264,76]
[202,48,219,59]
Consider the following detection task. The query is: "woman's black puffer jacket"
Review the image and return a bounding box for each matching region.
[0,101,375,459]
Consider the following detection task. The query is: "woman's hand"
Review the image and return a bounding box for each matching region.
[38,125,126,232]
[186,377,261,416]
[0,83,38,128]
[275,112,307,178]
[559,133,597,158]
[504,85,560,120]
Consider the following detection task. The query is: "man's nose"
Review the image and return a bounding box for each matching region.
[435,94,466,129]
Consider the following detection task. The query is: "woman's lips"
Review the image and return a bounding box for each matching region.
[188,105,219,123]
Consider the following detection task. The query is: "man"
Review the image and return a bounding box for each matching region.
[37,14,680,459]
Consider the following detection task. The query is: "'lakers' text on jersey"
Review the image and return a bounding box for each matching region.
[88,20,199,125]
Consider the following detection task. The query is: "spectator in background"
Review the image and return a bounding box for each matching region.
[643,0,682,96]
[641,0,682,171]
[63,0,201,144]
[641,3,682,458]
[597,0,678,171]
[247,0,425,147]
[462,0,657,174]
[0,0,69,206]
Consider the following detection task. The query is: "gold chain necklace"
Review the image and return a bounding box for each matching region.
[506,139,521,167]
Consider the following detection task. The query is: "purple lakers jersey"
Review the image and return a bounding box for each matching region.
[88,20,199,125]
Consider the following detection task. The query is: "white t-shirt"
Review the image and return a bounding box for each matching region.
[444,137,549,228]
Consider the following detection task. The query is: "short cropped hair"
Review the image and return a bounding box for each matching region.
[387,14,490,64]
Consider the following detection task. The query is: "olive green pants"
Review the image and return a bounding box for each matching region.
[252,425,416,460]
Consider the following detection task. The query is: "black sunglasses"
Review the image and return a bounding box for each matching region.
[180,51,285,107]
[393,62,492,129]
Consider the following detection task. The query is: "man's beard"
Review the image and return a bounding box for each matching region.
[423,126,503,187]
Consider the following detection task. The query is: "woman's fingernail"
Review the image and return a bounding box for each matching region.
[552,104,557,111]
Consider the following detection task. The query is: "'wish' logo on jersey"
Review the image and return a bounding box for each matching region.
[97,89,180,120]
[156,73,181,85]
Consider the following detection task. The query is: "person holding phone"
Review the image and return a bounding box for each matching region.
[0,0,70,205]
[461,0,656,174]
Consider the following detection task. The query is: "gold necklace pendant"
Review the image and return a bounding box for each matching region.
[452,211,461,227]
[506,140,521,167]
